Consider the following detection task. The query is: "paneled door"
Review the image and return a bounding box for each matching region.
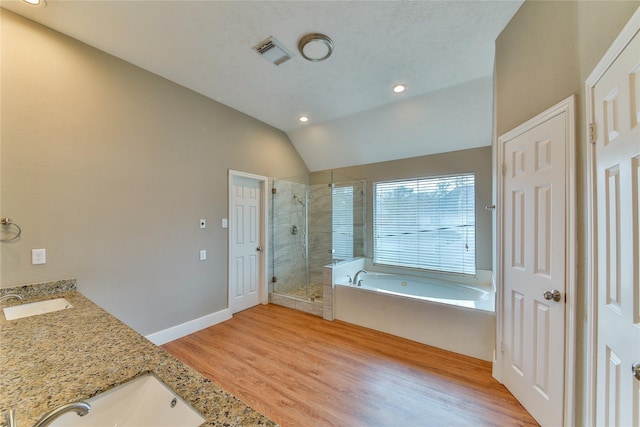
[590,18,640,426]
[229,172,266,313]
[499,97,575,426]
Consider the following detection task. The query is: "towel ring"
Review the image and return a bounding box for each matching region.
[0,218,22,242]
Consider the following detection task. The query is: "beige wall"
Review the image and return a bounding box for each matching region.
[333,146,493,271]
[0,10,308,335]
[495,1,639,424]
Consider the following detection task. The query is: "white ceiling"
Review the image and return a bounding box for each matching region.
[1,0,523,171]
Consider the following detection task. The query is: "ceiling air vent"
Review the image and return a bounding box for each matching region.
[253,36,293,65]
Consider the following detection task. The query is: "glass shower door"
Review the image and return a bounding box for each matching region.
[270,172,365,304]
[271,175,309,298]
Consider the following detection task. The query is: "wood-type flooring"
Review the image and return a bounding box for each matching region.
[163,303,539,427]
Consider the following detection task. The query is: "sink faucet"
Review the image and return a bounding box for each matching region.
[5,408,16,427]
[32,402,90,427]
[0,294,23,303]
[353,270,367,286]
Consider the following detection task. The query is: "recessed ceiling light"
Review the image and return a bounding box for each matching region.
[23,0,46,5]
[298,33,334,62]
[393,84,406,93]
[299,115,309,123]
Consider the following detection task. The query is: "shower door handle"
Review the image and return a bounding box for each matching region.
[256,245,263,252]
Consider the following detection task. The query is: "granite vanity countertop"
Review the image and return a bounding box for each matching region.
[0,281,276,427]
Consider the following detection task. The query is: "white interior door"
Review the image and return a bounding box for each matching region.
[591,25,640,427]
[499,97,575,427]
[229,173,264,313]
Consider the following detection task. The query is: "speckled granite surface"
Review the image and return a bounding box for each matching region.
[0,281,276,427]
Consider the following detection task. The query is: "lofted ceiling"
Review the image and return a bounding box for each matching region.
[1,0,523,171]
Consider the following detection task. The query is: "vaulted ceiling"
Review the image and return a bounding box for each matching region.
[1,0,524,171]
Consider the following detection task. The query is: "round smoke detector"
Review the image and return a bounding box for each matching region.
[298,33,334,62]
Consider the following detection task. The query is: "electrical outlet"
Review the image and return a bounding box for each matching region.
[199,249,207,261]
[199,219,206,229]
[32,249,46,265]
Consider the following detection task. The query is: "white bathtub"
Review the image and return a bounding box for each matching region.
[356,273,493,311]
[334,271,495,361]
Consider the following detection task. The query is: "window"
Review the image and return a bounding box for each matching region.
[373,173,476,275]
[332,186,354,260]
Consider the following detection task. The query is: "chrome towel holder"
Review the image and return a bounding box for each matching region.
[0,218,22,241]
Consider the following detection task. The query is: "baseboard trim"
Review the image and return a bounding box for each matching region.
[145,308,232,345]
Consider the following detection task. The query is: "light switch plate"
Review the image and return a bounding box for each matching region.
[199,249,206,261]
[222,218,228,229]
[32,248,46,265]
[199,219,206,229]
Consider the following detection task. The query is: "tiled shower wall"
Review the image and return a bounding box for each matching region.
[351,180,366,260]
[308,183,332,286]
[308,180,366,286]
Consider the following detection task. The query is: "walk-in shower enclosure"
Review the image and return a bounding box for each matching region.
[270,172,365,306]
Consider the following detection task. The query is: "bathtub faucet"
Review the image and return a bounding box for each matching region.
[354,270,367,287]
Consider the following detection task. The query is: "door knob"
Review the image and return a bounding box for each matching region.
[256,246,263,252]
[543,289,562,302]
[633,362,640,381]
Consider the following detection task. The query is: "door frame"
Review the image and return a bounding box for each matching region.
[493,95,577,426]
[585,7,640,426]
[228,169,270,311]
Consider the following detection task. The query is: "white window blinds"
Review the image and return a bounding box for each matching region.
[373,174,476,275]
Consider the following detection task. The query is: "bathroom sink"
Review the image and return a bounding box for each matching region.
[3,298,73,320]
[49,374,206,427]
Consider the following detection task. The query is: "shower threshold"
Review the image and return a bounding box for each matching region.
[280,283,323,303]
[270,291,324,317]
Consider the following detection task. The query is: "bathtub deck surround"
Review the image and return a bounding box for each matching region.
[331,258,495,361]
[0,281,276,427]
[335,283,495,360]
